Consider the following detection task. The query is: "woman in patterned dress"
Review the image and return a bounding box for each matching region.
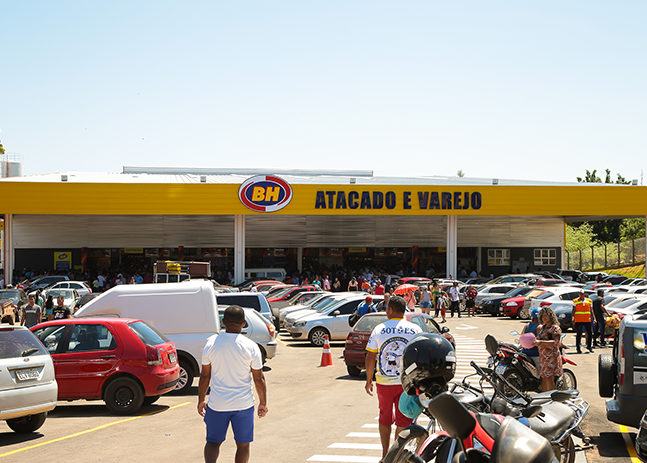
[534,307,563,392]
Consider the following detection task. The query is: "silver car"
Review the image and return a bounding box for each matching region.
[280,293,344,326]
[287,295,384,347]
[217,307,277,363]
[0,325,58,433]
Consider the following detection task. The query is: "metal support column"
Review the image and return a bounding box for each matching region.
[3,214,12,286]
[234,215,245,285]
[297,247,303,273]
[446,215,458,279]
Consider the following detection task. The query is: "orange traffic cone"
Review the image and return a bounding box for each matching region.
[319,335,333,367]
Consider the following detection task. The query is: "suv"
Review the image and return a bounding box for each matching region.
[216,292,275,329]
[599,310,647,427]
[0,325,58,433]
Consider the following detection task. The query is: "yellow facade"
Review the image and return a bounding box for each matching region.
[0,182,645,216]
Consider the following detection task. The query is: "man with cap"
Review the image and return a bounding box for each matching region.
[572,290,594,353]
[357,296,376,317]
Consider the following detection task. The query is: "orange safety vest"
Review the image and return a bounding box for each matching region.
[573,298,592,323]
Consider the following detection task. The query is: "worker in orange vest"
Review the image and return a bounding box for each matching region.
[571,290,595,353]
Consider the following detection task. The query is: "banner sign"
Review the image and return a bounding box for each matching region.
[54,251,71,271]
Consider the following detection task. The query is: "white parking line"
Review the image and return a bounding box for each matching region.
[307,456,381,462]
[328,443,382,450]
[346,432,394,438]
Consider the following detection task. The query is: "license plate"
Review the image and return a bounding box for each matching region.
[15,368,40,381]
[169,352,177,364]
[495,364,507,375]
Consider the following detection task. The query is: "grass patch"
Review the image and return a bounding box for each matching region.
[606,264,646,279]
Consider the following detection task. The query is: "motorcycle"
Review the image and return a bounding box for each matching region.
[387,392,559,463]
[385,361,591,463]
[486,333,577,394]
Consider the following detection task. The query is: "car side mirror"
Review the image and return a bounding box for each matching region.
[441,326,450,333]
[333,310,340,316]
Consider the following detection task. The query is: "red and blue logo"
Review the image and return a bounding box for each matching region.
[239,175,293,212]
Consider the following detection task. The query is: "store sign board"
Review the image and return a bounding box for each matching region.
[239,175,293,212]
[54,251,71,271]
[124,248,143,254]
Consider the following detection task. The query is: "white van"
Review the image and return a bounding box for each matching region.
[244,268,287,281]
[74,280,219,393]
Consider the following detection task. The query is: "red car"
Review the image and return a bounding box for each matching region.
[267,285,318,305]
[31,318,179,414]
[343,312,455,377]
[500,296,528,318]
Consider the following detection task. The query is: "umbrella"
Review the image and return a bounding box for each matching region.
[394,283,419,295]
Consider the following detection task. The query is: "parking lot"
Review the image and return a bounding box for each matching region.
[0,311,638,463]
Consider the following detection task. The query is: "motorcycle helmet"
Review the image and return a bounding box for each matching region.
[401,333,456,397]
[530,308,540,319]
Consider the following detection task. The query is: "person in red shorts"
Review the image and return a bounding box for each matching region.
[364,295,423,461]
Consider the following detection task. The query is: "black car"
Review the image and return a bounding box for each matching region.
[602,275,629,286]
[479,286,534,316]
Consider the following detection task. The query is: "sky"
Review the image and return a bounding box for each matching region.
[1,1,645,183]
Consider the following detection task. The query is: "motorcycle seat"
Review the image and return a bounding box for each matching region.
[526,402,576,442]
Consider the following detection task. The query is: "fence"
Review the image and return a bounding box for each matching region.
[566,237,646,271]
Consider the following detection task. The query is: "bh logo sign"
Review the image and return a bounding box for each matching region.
[239,175,293,212]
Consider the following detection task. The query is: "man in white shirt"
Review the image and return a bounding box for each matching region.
[198,306,268,463]
[448,281,461,318]
[364,296,423,460]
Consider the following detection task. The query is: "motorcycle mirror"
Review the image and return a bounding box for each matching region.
[427,392,476,441]
[485,335,498,357]
[522,405,543,418]
[510,330,519,336]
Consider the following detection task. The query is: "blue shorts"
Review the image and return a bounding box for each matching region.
[204,406,254,444]
[420,301,432,309]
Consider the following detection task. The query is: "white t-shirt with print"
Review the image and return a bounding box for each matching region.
[202,332,263,412]
[366,318,422,386]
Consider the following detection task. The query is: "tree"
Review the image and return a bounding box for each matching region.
[565,222,598,253]
[457,170,465,178]
[0,140,4,155]
[577,169,631,242]
[620,218,646,240]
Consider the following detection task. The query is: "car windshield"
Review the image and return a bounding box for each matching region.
[268,288,291,299]
[505,287,532,297]
[0,290,20,304]
[354,315,388,333]
[614,298,641,309]
[128,321,170,345]
[312,297,335,310]
[297,294,326,307]
[47,289,73,299]
[526,289,545,299]
[535,291,555,300]
[0,329,48,359]
[316,298,342,312]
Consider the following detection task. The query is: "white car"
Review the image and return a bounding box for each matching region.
[287,295,384,347]
[606,295,647,317]
[217,307,277,362]
[528,287,585,312]
[44,281,92,296]
[0,325,58,433]
[279,293,351,326]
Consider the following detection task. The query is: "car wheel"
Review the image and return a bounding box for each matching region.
[309,328,329,347]
[173,359,195,394]
[347,364,362,377]
[6,413,47,433]
[383,424,429,463]
[598,354,616,398]
[258,345,267,364]
[143,395,161,406]
[104,377,145,415]
[518,308,530,320]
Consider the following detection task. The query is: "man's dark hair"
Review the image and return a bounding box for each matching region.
[388,295,406,313]
[223,305,245,324]
[597,289,604,297]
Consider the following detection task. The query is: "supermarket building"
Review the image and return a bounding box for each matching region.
[1,167,646,284]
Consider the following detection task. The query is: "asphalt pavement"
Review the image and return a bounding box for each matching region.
[0,311,637,463]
